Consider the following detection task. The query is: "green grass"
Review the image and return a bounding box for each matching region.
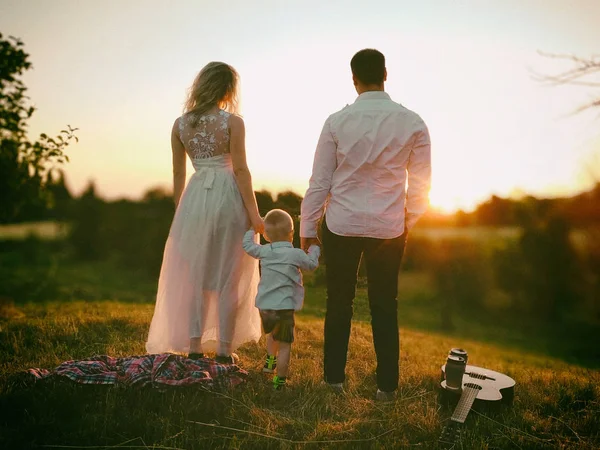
[2,295,599,449]
[1,234,598,449]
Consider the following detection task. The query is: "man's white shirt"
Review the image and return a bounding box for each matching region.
[300,91,431,239]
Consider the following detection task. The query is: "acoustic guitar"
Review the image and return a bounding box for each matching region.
[438,364,516,449]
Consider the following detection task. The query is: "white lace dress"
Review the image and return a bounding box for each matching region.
[146,109,261,355]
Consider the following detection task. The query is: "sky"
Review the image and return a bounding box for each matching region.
[1,0,599,212]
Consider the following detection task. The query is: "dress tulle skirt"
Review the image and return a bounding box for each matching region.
[146,155,261,355]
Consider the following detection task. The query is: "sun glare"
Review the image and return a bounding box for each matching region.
[428,189,480,214]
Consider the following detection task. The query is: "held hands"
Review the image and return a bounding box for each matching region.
[250,214,265,235]
[301,237,320,252]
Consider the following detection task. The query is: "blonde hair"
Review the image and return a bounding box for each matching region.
[264,209,294,242]
[183,62,240,124]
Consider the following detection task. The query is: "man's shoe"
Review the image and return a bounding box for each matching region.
[263,355,277,373]
[376,389,397,402]
[188,352,205,360]
[326,382,344,394]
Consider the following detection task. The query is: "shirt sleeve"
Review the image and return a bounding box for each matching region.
[242,229,263,259]
[296,245,320,271]
[405,123,432,229]
[300,117,337,238]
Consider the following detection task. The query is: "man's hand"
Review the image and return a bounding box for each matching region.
[301,237,320,252]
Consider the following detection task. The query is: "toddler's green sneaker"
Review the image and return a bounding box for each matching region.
[262,354,277,373]
[273,375,287,390]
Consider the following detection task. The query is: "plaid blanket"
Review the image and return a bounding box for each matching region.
[27,354,248,389]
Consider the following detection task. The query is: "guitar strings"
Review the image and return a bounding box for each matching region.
[456,388,478,416]
[453,386,480,423]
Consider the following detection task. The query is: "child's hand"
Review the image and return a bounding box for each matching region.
[250,214,265,235]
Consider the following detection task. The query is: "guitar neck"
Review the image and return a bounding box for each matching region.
[451,385,480,424]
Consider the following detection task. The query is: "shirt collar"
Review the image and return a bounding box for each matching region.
[270,241,293,249]
[354,91,391,103]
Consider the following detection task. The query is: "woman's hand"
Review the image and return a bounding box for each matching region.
[250,214,265,235]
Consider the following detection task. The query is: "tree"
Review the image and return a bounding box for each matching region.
[537,53,600,318]
[0,33,77,223]
[255,190,275,216]
[68,182,103,260]
[45,170,73,220]
[535,52,600,112]
[474,195,518,226]
[493,211,584,322]
[274,191,302,218]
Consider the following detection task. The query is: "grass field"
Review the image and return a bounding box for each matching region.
[0,221,69,240]
[1,225,598,449]
[1,290,599,449]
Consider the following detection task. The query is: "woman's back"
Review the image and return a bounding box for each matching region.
[178,109,231,163]
[147,62,262,358]
[147,106,260,355]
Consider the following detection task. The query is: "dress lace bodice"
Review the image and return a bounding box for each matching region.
[178,109,231,161]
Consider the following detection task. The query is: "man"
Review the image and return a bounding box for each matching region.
[300,48,431,401]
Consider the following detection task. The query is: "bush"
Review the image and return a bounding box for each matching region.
[583,228,600,320]
[429,239,491,328]
[68,183,104,260]
[67,186,173,278]
[0,235,60,301]
[493,216,584,322]
[304,264,327,287]
[403,236,438,271]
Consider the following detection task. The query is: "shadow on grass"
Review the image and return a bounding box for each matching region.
[0,378,240,450]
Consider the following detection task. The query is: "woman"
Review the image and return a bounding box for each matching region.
[146,62,264,363]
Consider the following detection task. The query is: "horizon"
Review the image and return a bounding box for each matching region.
[54,168,599,216]
[1,0,599,213]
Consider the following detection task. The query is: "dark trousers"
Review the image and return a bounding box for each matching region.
[322,220,407,392]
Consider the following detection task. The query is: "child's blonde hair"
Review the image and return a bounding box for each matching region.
[264,209,294,242]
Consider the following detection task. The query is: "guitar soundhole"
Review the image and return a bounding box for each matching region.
[464,382,482,390]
